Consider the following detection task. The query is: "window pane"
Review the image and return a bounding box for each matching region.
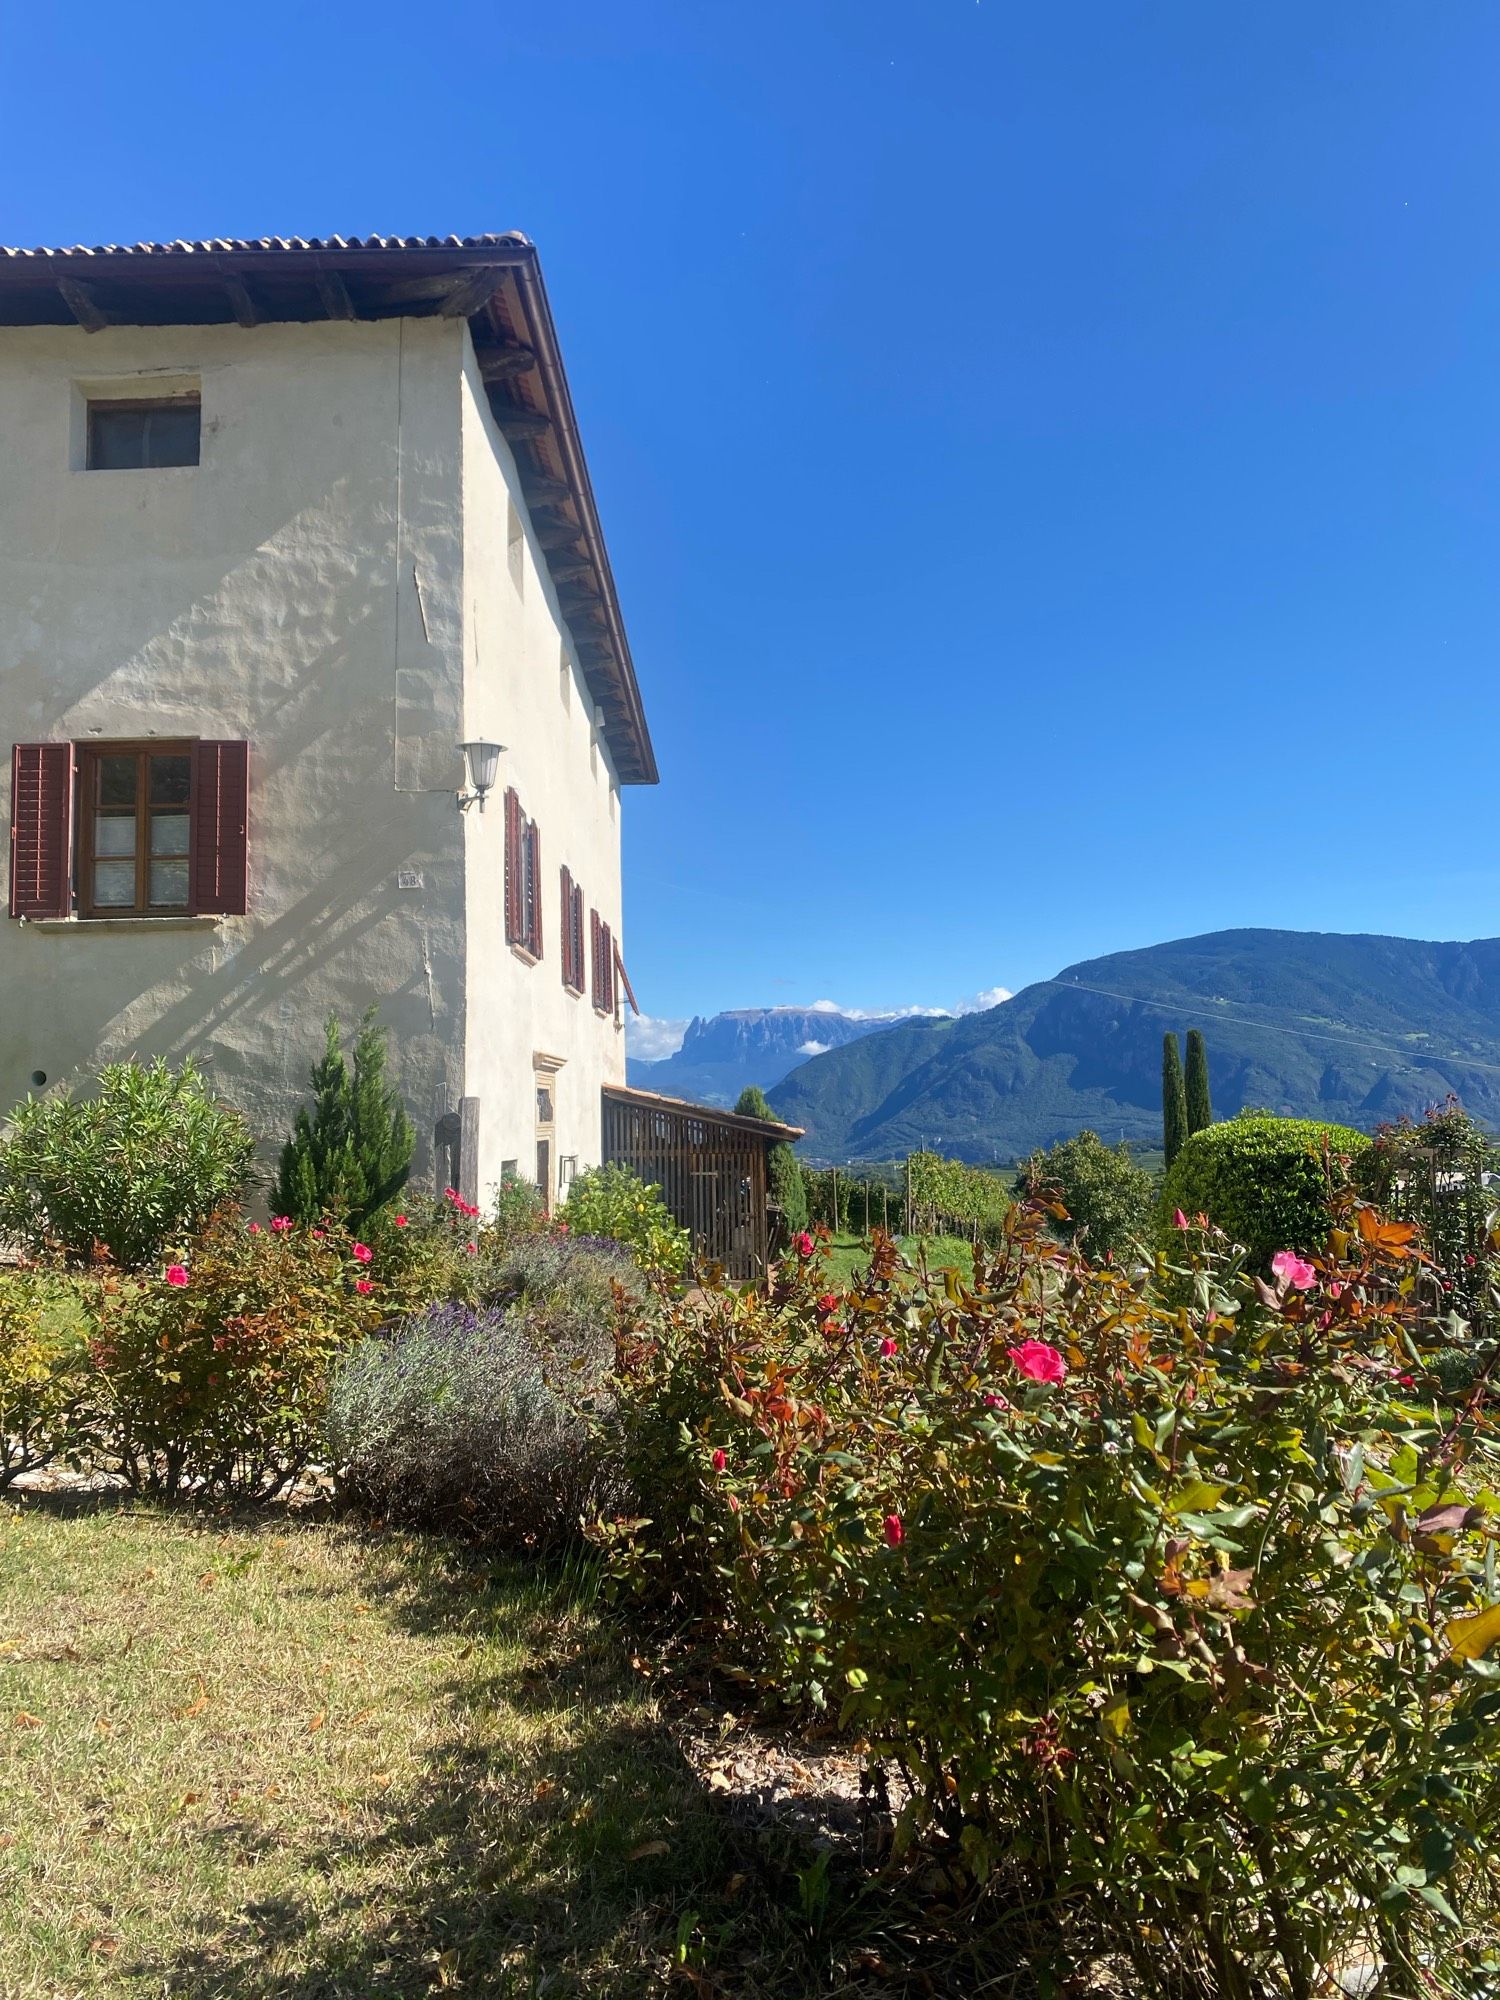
[98,755,137,806]
[144,403,200,468]
[93,861,136,907]
[149,860,190,907]
[89,408,148,470]
[94,815,136,858]
[149,754,192,805]
[150,812,190,857]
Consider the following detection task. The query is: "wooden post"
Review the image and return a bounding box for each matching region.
[459,1096,481,1212]
[831,1166,839,1237]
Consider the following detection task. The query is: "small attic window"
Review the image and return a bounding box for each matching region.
[87,395,200,470]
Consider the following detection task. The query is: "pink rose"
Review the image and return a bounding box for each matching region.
[712,1448,727,1473]
[1271,1251,1316,1290]
[351,1243,373,1264]
[1008,1339,1066,1385]
[795,1232,815,1259]
[311,1228,325,1239]
[247,1222,262,1235]
[883,1513,904,1548]
[879,1337,898,1358]
[271,1216,292,1233]
[165,1265,188,1288]
[1173,1209,1189,1231]
[466,1242,477,1255]
[983,1392,1008,1410]
[394,1215,409,1229]
[355,1278,373,1295]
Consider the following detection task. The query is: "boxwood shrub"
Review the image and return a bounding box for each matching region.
[1158,1112,1371,1266]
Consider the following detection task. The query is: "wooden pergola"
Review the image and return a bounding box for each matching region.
[602,1085,804,1281]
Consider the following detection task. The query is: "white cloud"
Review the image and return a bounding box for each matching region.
[627,1014,689,1062]
[797,1039,831,1057]
[954,985,1013,1015]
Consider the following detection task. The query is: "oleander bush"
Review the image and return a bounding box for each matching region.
[604,1203,1500,1998]
[328,1235,634,1543]
[1158,1111,1371,1267]
[561,1163,690,1277]
[88,1211,385,1501]
[0,1267,95,1487]
[0,1059,255,1269]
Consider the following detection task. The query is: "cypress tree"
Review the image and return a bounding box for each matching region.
[276,1009,415,1229]
[1162,1032,1188,1169]
[736,1085,808,1236]
[1185,1028,1214,1136]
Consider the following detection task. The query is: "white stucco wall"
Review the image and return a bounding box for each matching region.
[0,316,473,1187]
[457,336,625,1205]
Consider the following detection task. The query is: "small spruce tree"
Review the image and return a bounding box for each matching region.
[276,1009,415,1230]
[735,1085,808,1236]
[1162,1032,1188,1169]
[1185,1028,1214,1136]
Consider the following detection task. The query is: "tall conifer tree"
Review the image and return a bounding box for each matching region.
[1162,1032,1188,1168]
[1185,1029,1214,1135]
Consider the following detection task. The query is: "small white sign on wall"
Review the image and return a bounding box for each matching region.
[398,870,424,891]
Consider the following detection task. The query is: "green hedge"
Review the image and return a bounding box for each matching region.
[1159,1113,1371,1266]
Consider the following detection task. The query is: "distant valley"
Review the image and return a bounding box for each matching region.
[763,929,1500,1163]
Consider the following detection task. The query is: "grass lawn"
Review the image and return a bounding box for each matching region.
[0,1502,836,2000]
[822,1234,976,1287]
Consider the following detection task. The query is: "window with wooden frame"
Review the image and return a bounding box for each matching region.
[590,909,616,1016]
[503,787,543,959]
[87,396,201,470]
[8,739,248,921]
[560,866,585,993]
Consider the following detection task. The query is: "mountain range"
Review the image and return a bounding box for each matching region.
[627,1007,934,1108]
[764,929,1500,1163]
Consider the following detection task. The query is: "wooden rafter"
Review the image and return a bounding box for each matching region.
[315,271,358,321]
[492,403,552,440]
[221,274,262,328]
[474,342,538,381]
[57,277,110,332]
[439,266,507,318]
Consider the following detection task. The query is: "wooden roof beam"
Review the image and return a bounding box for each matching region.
[535,515,586,550]
[492,403,552,440]
[440,266,508,319]
[57,277,111,333]
[222,274,262,328]
[315,271,359,321]
[474,341,538,381]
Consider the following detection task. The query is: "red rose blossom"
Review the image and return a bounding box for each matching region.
[883,1514,904,1548]
[351,1243,373,1264]
[712,1448,727,1473]
[1007,1339,1066,1385]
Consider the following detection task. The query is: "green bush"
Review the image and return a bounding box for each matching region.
[1358,1099,1500,1350]
[605,1201,1500,1998]
[89,1211,383,1501]
[0,1059,255,1269]
[561,1163,690,1277]
[491,1170,548,1242]
[0,1269,94,1487]
[275,1010,414,1232]
[735,1086,808,1238]
[328,1235,636,1543]
[1159,1112,1371,1266]
[1017,1128,1155,1260]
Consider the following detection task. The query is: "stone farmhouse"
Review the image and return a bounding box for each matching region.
[0,233,796,1272]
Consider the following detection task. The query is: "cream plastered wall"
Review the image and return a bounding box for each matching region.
[458,335,625,1205]
[0,315,473,1189]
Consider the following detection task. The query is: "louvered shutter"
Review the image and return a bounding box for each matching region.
[504,787,522,944]
[590,909,602,1006]
[9,743,73,919]
[560,867,574,986]
[572,882,585,991]
[526,820,542,958]
[190,741,250,916]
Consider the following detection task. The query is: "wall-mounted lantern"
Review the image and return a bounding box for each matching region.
[457,740,504,812]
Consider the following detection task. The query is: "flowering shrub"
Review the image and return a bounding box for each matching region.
[607,1200,1500,1997]
[0,1058,255,1268]
[89,1211,384,1500]
[328,1235,634,1543]
[561,1163,690,1277]
[492,1172,548,1242]
[0,1268,94,1487]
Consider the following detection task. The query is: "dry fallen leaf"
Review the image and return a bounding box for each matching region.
[533,1779,556,1800]
[13,1713,42,1730]
[306,1711,327,1735]
[627,1838,670,1862]
[178,1694,209,1720]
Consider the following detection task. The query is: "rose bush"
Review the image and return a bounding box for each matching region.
[88,1211,385,1500]
[0,1267,95,1487]
[605,1198,1500,1998]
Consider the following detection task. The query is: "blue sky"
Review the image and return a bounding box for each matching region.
[5,3,1498,1059]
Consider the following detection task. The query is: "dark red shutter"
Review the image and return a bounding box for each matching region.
[504,787,522,944]
[9,743,74,919]
[573,883,585,990]
[527,820,542,958]
[560,866,574,986]
[590,909,602,1006]
[614,943,639,1017]
[190,741,250,915]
